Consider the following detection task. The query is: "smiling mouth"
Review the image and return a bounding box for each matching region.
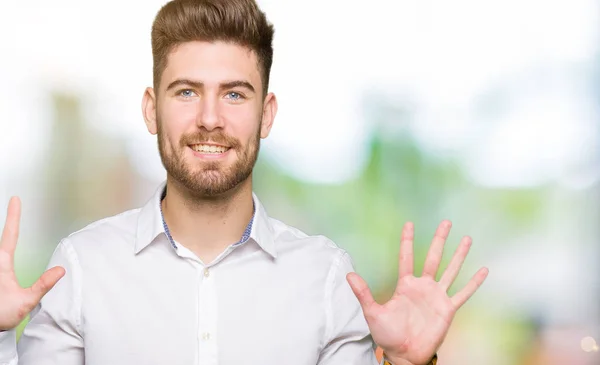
[190,144,231,154]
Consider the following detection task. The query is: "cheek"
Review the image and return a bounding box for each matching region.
[223,106,261,142]
[164,96,199,121]
[161,101,199,140]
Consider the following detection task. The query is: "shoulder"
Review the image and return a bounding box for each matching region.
[60,207,142,252]
[268,217,354,270]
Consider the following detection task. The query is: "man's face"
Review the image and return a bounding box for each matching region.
[143,41,277,197]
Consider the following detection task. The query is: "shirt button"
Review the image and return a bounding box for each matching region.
[204,268,210,278]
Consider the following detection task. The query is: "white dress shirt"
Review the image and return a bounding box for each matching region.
[0,182,381,365]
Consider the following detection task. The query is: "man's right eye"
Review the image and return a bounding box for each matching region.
[179,89,196,97]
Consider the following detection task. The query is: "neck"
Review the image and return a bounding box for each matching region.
[161,176,254,263]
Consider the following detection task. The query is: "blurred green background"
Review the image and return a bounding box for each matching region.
[1,0,600,364]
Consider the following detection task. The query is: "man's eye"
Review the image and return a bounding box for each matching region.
[225,92,243,100]
[179,89,196,97]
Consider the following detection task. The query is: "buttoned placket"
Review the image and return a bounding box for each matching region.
[159,191,254,365]
[197,262,218,365]
[172,242,241,365]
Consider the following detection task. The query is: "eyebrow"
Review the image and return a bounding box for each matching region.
[165,79,256,93]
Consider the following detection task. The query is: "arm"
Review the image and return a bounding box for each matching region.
[315,251,432,365]
[0,331,17,365]
[16,239,84,364]
[317,251,379,365]
[0,197,84,364]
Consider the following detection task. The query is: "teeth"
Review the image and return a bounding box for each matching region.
[192,144,229,154]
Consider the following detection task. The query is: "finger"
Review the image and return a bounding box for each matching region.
[0,197,21,257]
[26,266,66,307]
[450,267,489,309]
[346,272,377,313]
[421,220,452,278]
[398,221,414,280]
[438,235,472,290]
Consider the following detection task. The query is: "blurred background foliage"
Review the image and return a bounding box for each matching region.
[2,0,599,364]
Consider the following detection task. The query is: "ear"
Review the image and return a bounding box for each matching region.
[260,92,278,139]
[142,87,158,135]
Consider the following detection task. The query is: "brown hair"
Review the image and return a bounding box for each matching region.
[151,0,274,95]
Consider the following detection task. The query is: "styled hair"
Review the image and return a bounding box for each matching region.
[151,0,274,94]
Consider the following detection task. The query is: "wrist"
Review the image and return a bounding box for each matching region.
[383,353,438,365]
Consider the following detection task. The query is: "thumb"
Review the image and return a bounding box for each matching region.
[26,266,66,307]
[346,272,376,312]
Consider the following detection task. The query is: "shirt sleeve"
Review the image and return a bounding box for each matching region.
[6,239,85,364]
[317,250,380,365]
[0,329,17,365]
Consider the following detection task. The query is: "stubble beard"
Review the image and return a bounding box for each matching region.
[157,119,262,199]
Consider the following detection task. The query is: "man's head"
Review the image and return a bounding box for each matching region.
[142,0,277,198]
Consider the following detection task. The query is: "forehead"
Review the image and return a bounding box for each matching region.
[161,41,262,91]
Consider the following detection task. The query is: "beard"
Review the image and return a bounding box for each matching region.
[157,119,261,198]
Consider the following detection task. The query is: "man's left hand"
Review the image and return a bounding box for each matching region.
[347,220,488,365]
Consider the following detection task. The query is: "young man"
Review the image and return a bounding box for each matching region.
[0,0,488,364]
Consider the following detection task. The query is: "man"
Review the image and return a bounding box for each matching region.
[0,0,488,364]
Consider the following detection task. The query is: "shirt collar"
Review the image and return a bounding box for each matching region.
[249,191,277,258]
[134,183,165,255]
[134,181,277,258]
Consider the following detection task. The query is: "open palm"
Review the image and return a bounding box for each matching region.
[0,197,65,331]
[347,221,488,365]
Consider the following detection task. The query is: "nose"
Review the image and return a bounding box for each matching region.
[195,94,224,131]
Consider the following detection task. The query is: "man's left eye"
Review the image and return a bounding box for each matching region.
[226,92,242,100]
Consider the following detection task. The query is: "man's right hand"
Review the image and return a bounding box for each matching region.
[0,197,65,331]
